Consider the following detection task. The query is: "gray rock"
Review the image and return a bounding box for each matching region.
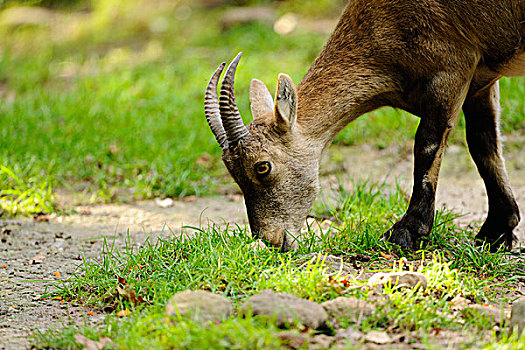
[322,297,376,328]
[509,298,525,334]
[239,290,328,329]
[462,305,504,325]
[165,290,233,324]
[368,271,427,290]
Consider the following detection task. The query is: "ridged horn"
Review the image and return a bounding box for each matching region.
[205,62,228,148]
[219,52,250,145]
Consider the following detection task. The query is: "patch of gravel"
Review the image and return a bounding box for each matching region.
[0,197,245,350]
[1,142,525,349]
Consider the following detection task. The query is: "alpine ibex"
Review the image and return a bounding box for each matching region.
[204,0,525,252]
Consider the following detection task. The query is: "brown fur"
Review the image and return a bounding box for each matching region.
[208,0,525,251]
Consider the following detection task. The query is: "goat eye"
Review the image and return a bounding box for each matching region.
[255,161,272,177]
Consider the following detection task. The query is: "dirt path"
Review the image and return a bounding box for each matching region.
[1,143,525,349]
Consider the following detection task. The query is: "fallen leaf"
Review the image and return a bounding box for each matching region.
[33,214,49,222]
[182,195,197,202]
[116,285,146,306]
[53,271,61,278]
[74,334,112,350]
[116,309,131,317]
[52,296,62,300]
[380,252,392,260]
[118,276,127,285]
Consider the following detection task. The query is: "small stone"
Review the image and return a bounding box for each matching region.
[462,305,504,325]
[368,271,427,290]
[239,290,328,329]
[165,290,233,324]
[451,296,470,308]
[509,298,525,334]
[310,334,334,349]
[322,297,375,328]
[364,330,393,344]
[335,326,364,340]
[155,198,174,208]
[277,331,308,349]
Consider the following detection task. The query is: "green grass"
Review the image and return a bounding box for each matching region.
[1,1,524,211]
[0,161,56,216]
[0,1,327,205]
[32,182,525,349]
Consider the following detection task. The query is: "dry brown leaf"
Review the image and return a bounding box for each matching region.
[116,285,146,306]
[380,252,392,260]
[116,309,131,317]
[33,215,50,222]
[74,334,112,350]
[182,195,197,202]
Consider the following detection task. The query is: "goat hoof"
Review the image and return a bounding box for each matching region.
[475,216,518,252]
[384,226,419,250]
[475,230,516,252]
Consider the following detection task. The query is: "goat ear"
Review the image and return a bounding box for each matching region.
[250,79,274,120]
[274,73,297,131]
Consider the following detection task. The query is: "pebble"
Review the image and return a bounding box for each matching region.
[277,331,308,349]
[322,297,376,328]
[368,271,427,290]
[364,330,393,344]
[310,334,334,349]
[165,290,233,324]
[239,290,328,329]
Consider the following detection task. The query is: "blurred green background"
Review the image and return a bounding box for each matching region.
[0,0,524,215]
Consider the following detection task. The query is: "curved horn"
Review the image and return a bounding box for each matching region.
[220,52,250,145]
[205,62,228,148]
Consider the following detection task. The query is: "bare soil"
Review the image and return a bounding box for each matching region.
[1,142,525,349]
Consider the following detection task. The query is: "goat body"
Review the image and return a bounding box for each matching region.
[205,0,525,251]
